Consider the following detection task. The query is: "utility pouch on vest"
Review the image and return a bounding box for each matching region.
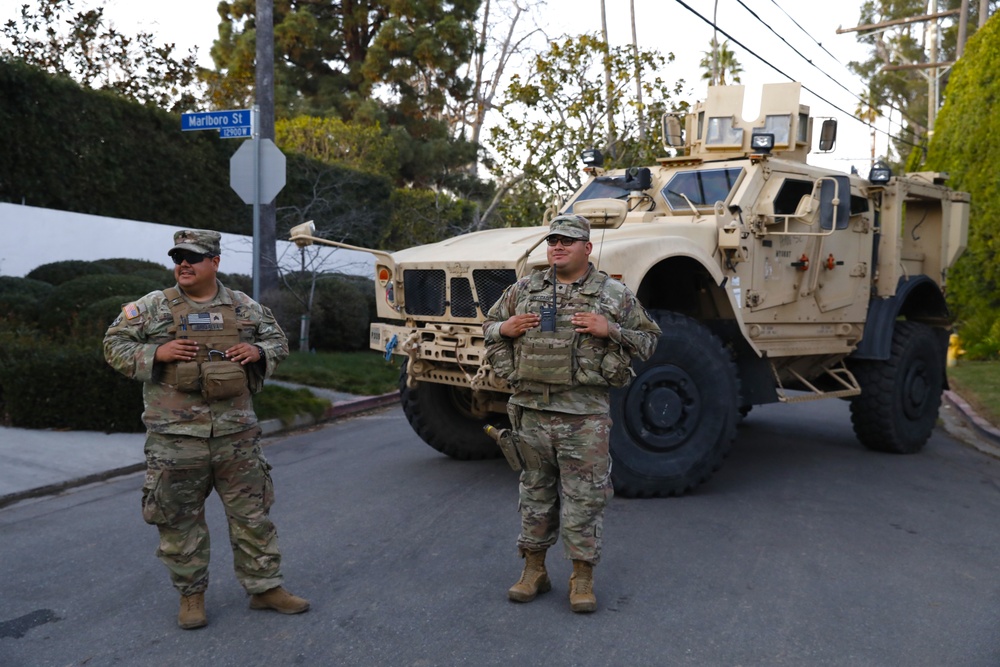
[173,361,201,393]
[515,330,575,385]
[200,351,247,401]
[600,343,634,388]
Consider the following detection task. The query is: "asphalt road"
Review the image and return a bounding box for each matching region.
[2,401,998,667]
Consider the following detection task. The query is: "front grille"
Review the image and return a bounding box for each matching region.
[402,267,517,318]
[403,269,446,316]
[473,269,517,313]
[451,278,476,318]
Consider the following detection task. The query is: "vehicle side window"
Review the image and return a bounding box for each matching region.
[661,167,743,210]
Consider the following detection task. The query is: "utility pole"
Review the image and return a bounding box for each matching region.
[980,0,989,28]
[712,0,719,85]
[928,0,938,134]
[838,7,959,136]
[630,0,645,143]
[957,0,970,58]
[256,0,278,299]
[599,0,616,159]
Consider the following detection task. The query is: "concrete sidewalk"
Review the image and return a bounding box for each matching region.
[0,388,400,509]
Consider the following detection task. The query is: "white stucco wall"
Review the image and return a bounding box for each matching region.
[0,203,374,280]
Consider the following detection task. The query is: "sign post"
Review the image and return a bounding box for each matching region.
[182,108,285,299]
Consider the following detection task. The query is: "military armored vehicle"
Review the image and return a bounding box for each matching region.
[291,82,969,497]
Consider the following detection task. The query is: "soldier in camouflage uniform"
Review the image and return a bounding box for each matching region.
[104,230,309,630]
[483,215,661,613]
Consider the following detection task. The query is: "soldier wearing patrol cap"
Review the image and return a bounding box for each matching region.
[104,229,309,630]
[483,214,661,613]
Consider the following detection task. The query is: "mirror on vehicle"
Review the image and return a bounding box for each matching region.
[661,114,683,148]
[818,119,837,152]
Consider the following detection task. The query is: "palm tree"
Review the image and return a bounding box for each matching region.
[699,38,743,86]
[856,87,883,169]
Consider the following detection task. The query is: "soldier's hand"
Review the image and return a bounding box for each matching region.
[225,343,262,365]
[154,339,199,363]
[572,312,610,338]
[500,313,541,338]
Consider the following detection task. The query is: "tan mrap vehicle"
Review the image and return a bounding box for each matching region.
[290,82,969,498]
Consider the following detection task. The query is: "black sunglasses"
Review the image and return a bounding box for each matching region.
[171,250,215,265]
[546,236,582,247]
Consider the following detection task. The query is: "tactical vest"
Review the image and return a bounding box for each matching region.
[160,287,248,400]
[510,269,632,396]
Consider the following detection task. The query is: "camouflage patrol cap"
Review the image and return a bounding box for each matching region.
[168,229,222,257]
[547,214,590,241]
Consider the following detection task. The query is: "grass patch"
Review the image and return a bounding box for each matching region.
[255,385,331,426]
[947,361,1000,425]
[272,350,400,396]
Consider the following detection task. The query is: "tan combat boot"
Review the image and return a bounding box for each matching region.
[569,560,597,613]
[249,586,311,614]
[178,592,207,629]
[508,549,551,602]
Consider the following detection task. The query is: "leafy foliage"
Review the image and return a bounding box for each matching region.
[849,0,998,168]
[488,33,684,220]
[924,14,1000,359]
[207,0,481,188]
[1,0,203,110]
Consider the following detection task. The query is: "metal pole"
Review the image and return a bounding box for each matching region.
[252,104,261,300]
[957,0,970,58]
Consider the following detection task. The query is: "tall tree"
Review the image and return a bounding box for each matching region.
[849,0,997,167]
[1,0,203,110]
[207,0,481,187]
[699,38,742,86]
[449,0,543,174]
[924,12,1000,358]
[487,33,683,227]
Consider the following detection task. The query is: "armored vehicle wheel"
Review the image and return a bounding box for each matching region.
[609,311,740,497]
[399,360,505,461]
[849,321,944,454]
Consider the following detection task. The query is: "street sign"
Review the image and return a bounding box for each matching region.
[230,138,286,205]
[181,109,252,139]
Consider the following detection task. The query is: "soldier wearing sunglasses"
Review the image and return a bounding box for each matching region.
[104,229,309,629]
[484,215,660,613]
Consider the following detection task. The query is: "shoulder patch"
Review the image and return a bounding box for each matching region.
[123,302,143,320]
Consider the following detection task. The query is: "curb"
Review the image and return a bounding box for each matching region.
[259,391,400,436]
[0,392,401,510]
[943,389,1000,449]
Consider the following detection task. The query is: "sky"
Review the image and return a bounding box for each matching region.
[82,0,882,175]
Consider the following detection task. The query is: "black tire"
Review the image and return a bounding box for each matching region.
[399,360,504,460]
[849,321,944,454]
[609,311,741,497]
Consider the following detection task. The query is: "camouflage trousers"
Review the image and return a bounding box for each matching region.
[511,405,614,564]
[141,427,283,596]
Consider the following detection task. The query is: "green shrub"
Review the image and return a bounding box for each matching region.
[0,276,53,325]
[310,274,375,351]
[37,273,161,337]
[957,311,1000,361]
[80,295,136,339]
[25,259,115,286]
[254,385,330,426]
[0,338,144,431]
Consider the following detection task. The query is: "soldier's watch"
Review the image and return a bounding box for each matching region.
[255,345,266,362]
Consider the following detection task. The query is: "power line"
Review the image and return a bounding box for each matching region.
[764,0,928,136]
[672,0,923,151]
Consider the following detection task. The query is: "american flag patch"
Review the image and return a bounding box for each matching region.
[186,312,224,331]
[124,303,140,320]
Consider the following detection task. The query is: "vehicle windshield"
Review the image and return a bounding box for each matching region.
[564,179,631,212]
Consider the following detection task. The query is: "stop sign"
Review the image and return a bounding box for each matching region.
[230,138,286,204]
